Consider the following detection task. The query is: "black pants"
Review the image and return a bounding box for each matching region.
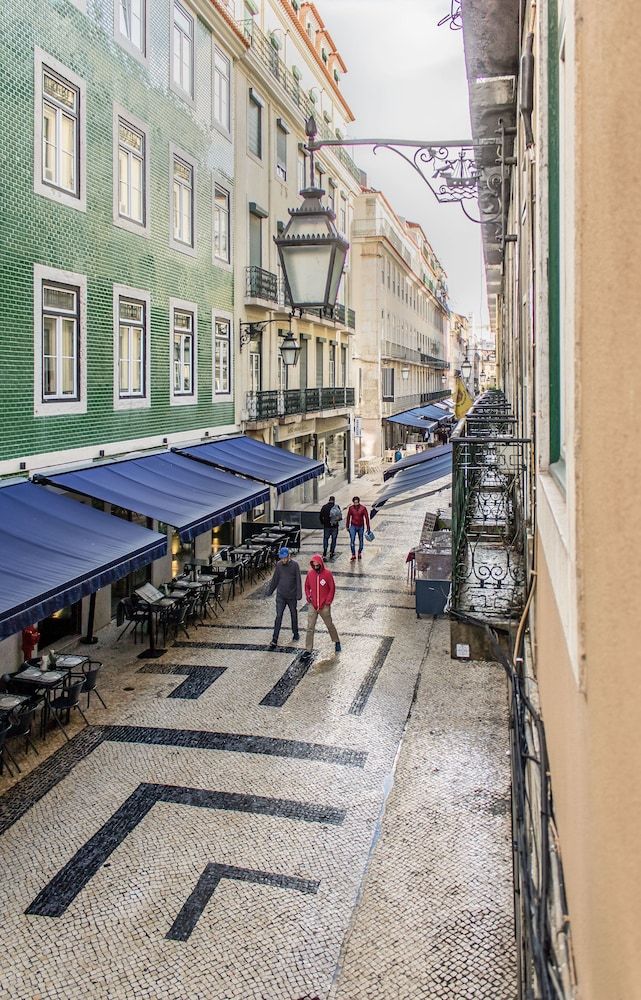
[323,525,339,557]
[272,594,298,642]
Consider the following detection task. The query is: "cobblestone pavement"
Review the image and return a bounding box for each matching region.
[0,475,516,999]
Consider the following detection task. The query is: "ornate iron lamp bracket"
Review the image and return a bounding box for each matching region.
[239,315,293,352]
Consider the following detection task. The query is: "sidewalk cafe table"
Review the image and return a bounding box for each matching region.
[13,666,71,736]
[0,694,30,716]
[135,596,177,660]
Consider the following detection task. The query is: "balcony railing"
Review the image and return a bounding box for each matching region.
[246,266,278,303]
[347,308,356,330]
[450,389,529,625]
[381,388,450,416]
[246,386,355,420]
[238,19,363,185]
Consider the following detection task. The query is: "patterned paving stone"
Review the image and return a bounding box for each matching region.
[0,472,515,999]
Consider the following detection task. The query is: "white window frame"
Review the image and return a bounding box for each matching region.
[247,87,263,161]
[276,118,289,183]
[114,0,147,64]
[170,0,195,104]
[213,44,232,137]
[112,284,151,411]
[169,144,197,256]
[113,105,150,236]
[213,310,233,401]
[170,297,198,405]
[34,264,87,417]
[212,179,232,268]
[34,49,86,213]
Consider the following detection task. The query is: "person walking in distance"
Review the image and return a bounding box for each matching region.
[302,554,341,659]
[346,496,371,562]
[264,547,302,650]
[319,494,342,560]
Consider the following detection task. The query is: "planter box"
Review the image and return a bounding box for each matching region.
[416,578,450,616]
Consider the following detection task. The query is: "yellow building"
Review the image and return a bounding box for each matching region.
[461,0,641,996]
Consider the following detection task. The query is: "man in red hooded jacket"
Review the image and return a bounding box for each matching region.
[302,554,341,658]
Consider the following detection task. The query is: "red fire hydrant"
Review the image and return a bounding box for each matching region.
[21,625,40,662]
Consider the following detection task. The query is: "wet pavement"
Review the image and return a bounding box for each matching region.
[0,474,516,999]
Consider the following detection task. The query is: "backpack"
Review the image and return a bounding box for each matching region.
[329,503,343,526]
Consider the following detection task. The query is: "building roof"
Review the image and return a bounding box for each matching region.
[282,0,355,122]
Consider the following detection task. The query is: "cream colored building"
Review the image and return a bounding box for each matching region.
[462,0,641,996]
[232,0,363,508]
[447,311,470,394]
[350,189,450,461]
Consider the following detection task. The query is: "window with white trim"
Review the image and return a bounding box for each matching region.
[339,193,347,235]
[213,184,230,263]
[42,283,79,401]
[172,308,194,395]
[248,90,262,158]
[118,118,145,225]
[172,1,194,98]
[214,318,231,394]
[119,0,145,53]
[118,297,146,398]
[42,68,79,197]
[276,120,287,181]
[213,47,231,132]
[172,155,194,247]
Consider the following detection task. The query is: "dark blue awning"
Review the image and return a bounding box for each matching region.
[386,409,438,431]
[412,404,453,423]
[36,452,270,541]
[372,448,452,516]
[0,481,167,639]
[384,444,452,480]
[176,436,325,494]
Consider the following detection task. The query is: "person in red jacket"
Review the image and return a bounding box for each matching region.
[303,554,341,658]
[345,496,371,561]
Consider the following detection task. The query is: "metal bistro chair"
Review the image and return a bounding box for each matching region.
[162,596,191,642]
[48,679,89,741]
[117,597,148,644]
[74,660,107,711]
[6,701,40,760]
[0,721,20,777]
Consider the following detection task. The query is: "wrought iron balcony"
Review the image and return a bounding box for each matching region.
[450,389,530,625]
[246,386,355,420]
[246,266,278,303]
[333,303,346,326]
[420,354,450,370]
[347,308,356,330]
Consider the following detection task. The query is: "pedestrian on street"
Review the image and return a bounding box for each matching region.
[264,547,302,649]
[302,554,341,658]
[319,494,342,560]
[346,496,371,562]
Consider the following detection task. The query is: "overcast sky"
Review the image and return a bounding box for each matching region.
[319,0,487,325]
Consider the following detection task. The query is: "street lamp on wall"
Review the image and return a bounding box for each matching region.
[279,329,300,367]
[460,357,472,383]
[401,365,410,381]
[274,118,348,313]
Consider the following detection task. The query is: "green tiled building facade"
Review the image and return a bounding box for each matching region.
[1,0,237,470]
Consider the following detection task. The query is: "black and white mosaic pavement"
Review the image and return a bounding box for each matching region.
[0,473,516,999]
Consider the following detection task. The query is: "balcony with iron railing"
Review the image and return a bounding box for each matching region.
[381,388,450,416]
[245,386,355,421]
[246,266,279,303]
[245,267,357,329]
[237,19,363,185]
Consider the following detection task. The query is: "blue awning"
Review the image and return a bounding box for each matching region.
[386,409,438,431]
[411,404,453,423]
[0,481,167,639]
[176,436,325,494]
[36,452,270,541]
[372,448,452,516]
[384,444,452,480]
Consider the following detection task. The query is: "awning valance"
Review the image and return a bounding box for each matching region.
[372,447,452,516]
[384,444,452,480]
[36,452,270,541]
[0,481,167,638]
[176,436,325,494]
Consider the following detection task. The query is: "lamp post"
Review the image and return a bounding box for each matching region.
[460,356,472,388]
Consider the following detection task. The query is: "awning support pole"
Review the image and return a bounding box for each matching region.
[80,591,99,645]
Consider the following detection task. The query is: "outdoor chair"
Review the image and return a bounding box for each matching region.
[73,661,107,710]
[7,701,40,759]
[48,679,89,741]
[162,598,191,642]
[117,597,148,643]
[0,723,19,777]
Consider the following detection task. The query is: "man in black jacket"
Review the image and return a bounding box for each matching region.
[264,547,302,649]
[319,495,341,560]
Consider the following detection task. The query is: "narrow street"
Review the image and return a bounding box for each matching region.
[0,478,516,1000]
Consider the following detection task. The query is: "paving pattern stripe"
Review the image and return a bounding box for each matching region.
[173,640,299,653]
[26,783,346,918]
[138,664,227,700]
[260,652,317,708]
[349,637,396,716]
[185,624,394,638]
[0,726,367,837]
[166,862,320,942]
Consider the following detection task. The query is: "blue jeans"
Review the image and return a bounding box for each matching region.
[349,525,364,555]
[323,525,339,557]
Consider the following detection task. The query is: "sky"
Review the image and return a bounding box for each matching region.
[318,0,488,326]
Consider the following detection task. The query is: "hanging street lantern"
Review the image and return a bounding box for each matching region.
[460,357,472,382]
[401,365,410,381]
[274,118,349,313]
[279,329,301,367]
